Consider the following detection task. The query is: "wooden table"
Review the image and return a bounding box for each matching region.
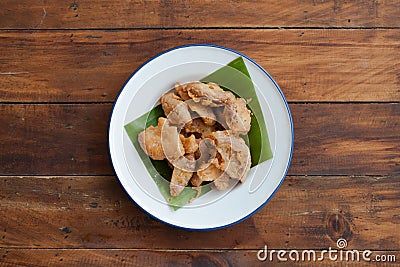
[1,1,399,266]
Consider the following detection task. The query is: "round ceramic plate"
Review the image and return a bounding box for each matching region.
[109,44,293,230]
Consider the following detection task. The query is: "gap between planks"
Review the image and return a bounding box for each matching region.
[1,26,400,31]
[0,102,398,105]
[1,248,399,253]
[0,175,395,178]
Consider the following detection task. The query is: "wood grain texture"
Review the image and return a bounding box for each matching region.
[292,103,400,175]
[0,0,399,29]
[0,104,113,175]
[1,1,399,265]
[0,175,398,250]
[0,29,399,103]
[0,249,398,266]
[0,104,398,176]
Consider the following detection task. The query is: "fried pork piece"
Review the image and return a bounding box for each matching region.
[213,173,231,191]
[223,97,251,135]
[173,137,216,174]
[172,154,196,173]
[170,153,195,197]
[160,92,191,126]
[190,158,231,191]
[160,92,181,114]
[197,158,223,181]
[186,82,235,106]
[175,82,191,101]
[183,118,217,138]
[170,168,193,196]
[179,134,199,154]
[187,100,216,126]
[185,82,251,134]
[196,138,217,171]
[190,159,221,187]
[137,117,166,160]
[190,173,203,187]
[161,119,185,162]
[138,117,185,161]
[209,131,251,182]
[214,106,228,129]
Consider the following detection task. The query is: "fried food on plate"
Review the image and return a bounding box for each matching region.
[138,81,253,197]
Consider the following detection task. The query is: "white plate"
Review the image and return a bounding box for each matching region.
[109,44,293,230]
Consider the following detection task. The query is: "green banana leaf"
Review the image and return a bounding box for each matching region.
[124,57,272,210]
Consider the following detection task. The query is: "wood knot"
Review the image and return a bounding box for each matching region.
[326,213,352,242]
[70,2,79,11]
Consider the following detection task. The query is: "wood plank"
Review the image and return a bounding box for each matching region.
[0,29,399,103]
[0,0,399,29]
[0,104,113,175]
[0,249,398,266]
[292,103,400,175]
[0,104,398,176]
[0,176,398,250]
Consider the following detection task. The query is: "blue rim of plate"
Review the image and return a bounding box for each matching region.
[108,44,294,231]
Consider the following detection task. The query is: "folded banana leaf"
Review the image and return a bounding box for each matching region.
[124,57,272,210]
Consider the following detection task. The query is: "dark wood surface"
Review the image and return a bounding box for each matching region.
[1,1,399,266]
[1,175,399,249]
[1,0,400,28]
[1,29,399,103]
[0,104,398,175]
